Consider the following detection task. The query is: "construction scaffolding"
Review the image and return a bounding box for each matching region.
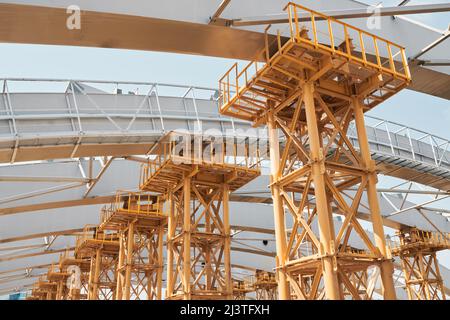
[75,225,120,300]
[232,278,254,300]
[140,132,261,300]
[390,229,450,300]
[232,270,279,300]
[27,277,57,300]
[254,270,278,300]
[219,2,410,300]
[59,250,91,300]
[46,263,70,300]
[99,191,166,300]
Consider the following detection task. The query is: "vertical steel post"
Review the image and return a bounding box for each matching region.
[166,191,175,298]
[303,82,341,300]
[123,222,135,300]
[352,96,397,300]
[267,107,290,300]
[223,183,233,299]
[183,177,191,300]
[116,231,125,300]
[90,248,102,300]
[156,225,164,300]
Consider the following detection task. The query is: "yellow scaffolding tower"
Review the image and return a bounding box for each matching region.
[219,2,410,300]
[233,278,254,300]
[32,276,57,300]
[26,282,46,300]
[140,132,261,300]
[390,228,450,300]
[59,250,91,300]
[75,225,120,300]
[254,270,278,300]
[99,191,167,300]
[46,263,71,300]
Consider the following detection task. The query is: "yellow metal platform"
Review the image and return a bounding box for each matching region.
[75,225,120,257]
[99,191,167,231]
[219,2,410,126]
[140,132,261,194]
[390,229,450,257]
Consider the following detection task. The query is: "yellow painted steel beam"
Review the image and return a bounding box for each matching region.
[0,3,272,62]
[0,247,75,263]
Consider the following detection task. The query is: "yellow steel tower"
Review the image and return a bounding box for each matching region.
[233,278,254,300]
[59,250,91,300]
[75,225,120,300]
[254,270,278,300]
[390,228,449,300]
[32,276,57,300]
[140,132,260,300]
[46,263,70,300]
[219,3,410,300]
[99,191,166,300]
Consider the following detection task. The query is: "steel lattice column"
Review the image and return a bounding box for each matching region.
[254,270,278,300]
[166,178,233,300]
[75,227,120,300]
[141,132,260,300]
[266,86,397,300]
[115,222,165,300]
[98,192,166,300]
[87,248,119,300]
[218,3,410,300]
[391,229,449,300]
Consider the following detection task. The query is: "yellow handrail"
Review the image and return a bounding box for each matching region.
[218,2,411,116]
[140,135,261,186]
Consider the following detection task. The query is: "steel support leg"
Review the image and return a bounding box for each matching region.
[303,82,341,300]
[352,97,396,300]
[267,109,290,300]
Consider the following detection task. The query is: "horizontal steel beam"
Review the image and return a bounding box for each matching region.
[231,3,450,27]
[0,3,272,62]
[0,247,74,263]
[0,264,51,276]
[411,28,450,60]
[0,228,85,244]
[0,176,89,183]
[421,60,450,67]
[0,244,46,253]
[0,284,33,295]
[0,195,116,217]
[0,273,45,285]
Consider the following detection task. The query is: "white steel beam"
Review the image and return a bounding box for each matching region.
[231,3,450,27]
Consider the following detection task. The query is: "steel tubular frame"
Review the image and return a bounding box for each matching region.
[103,192,166,300]
[254,270,278,300]
[115,223,165,300]
[46,263,70,300]
[25,248,91,301]
[218,3,411,300]
[140,132,261,300]
[401,253,445,300]
[232,278,254,300]
[390,228,450,300]
[63,253,91,300]
[166,179,233,300]
[87,248,118,300]
[75,226,120,300]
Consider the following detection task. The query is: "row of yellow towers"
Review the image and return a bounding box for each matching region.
[27,132,262,300]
